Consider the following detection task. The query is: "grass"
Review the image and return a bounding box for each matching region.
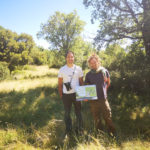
[76,140,150,150]
[0,65,150,150]
[0,66,58,92]
[0,77,57,92]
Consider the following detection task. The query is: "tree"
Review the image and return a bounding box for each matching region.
[83,0,150,57]
[0,28,35,62]
[0,62,10,81]
[98,44,126,70]
[0,26,4,30]
[0,29,17,61]
[29,46,48,65]
[17,33,35,53]
[71,36,96,69]
[37,10,85,53]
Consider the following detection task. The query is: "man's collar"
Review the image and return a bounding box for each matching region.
[66,64,74,68]
[90,66,104,73]
[91,69,97,73]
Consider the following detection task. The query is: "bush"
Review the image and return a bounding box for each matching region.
[0,62,10,81]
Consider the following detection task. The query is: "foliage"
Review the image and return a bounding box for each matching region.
[98,44,126,70]
[8,51,33,72]
[0,25,4,30]
[0,28,35,62]
[0,4,150,148]
[45,37,96,69]
[0,62,10,81]
[29,47,47,65]
[109,42,150,96]
[0,27,35,72]
[0,65,150,149]
[48,50,66,68]
[83,0,150,57]
[37,10,85,54]
[72,37,96,69]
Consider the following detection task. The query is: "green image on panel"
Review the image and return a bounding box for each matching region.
[76,93,82,99]
[85,87,96,97]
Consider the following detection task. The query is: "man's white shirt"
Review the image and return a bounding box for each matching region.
[58,64,83,94]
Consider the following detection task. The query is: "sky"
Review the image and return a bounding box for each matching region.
[0,0,99,49]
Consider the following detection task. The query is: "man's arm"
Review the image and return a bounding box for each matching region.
[79,77,84,86]
[84,73,90,85]
[83,75,88,102]
[58,77,63,98]
[106,77,110,89]
[105,70,110,89]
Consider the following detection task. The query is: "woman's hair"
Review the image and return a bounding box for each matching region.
[65,51,74,58]
[87,53,101,64]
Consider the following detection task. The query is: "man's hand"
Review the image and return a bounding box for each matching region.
[58,77,63,99]
[83,99,88,102]
[59,93,62,99]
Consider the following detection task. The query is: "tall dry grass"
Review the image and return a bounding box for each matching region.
[0,66,58,92]
[0,65,150,150]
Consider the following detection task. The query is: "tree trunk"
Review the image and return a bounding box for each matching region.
[142,0,150,57]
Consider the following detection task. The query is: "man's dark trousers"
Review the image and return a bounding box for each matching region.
[62,93,83,135]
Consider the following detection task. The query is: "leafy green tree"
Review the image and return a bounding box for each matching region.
[8,53,22,72]
[17,33,35,53]
[0,26,4,30]
[37,10,85,54]
[120,42,150,94]
[71,36,96,69]
[47,50,66,68]
[45,37,95,69]
[83,0,150,57]
[0,62,10,81]
[0,28,35,62]
[0,27,35,72]
[29,47,48,65]
[0,27,35,66]
[0,29,17,61]
[98,44,126,70]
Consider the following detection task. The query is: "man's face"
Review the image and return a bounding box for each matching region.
[66,52,74,64]
[89,58,99,70]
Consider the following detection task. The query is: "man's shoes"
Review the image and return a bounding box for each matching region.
[64,132,73,140]
[111,132,121,145]
[75,128,83,137]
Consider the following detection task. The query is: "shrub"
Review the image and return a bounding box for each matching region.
[0,62,10,81]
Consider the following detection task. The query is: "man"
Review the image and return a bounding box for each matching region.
[58,51,83,137]
[85,54,116,136]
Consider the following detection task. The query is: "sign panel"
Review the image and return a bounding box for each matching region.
[76,85,97,101]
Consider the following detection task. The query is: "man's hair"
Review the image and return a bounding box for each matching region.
[87,53,101,64]
[65,51,74,58]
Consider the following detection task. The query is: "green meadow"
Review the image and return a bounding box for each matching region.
[0,65,150,150]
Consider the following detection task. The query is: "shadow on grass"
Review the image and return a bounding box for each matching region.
[108,90,150,140]
[0,87,150,148]
[22,73,58,80]
[0,85,64,128]
[0,86,95,149]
